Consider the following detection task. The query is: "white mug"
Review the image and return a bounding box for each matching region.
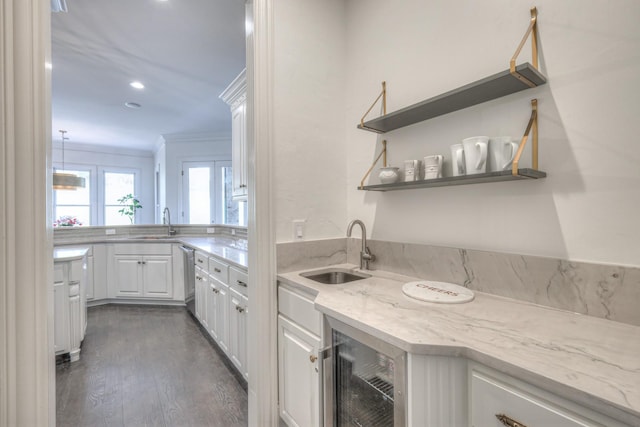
[423,155,443,179]
[449,144,465,176]
[488,136,519,172]
[462,136,489,175]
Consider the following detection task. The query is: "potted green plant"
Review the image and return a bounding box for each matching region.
[117,194,143,224]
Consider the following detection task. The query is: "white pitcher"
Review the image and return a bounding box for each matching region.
[462,136,489,175]
[450,144,465,176]
[488,136,519,172]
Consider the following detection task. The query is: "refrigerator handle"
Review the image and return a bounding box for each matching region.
[321,345,333,427]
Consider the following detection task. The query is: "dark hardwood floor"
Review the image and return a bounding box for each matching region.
[56,305,248,427]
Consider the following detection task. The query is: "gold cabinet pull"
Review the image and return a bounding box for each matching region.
[496,414,528,427]
[309,355,318,363]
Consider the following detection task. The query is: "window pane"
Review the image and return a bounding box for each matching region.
[55,170,90,205]
[222,166,239,225]
[105,172,134,205]
[104,206,132,225]
[55,206,90,227]
[189,167,211,224]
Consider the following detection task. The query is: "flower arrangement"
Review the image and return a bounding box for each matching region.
[54,216,82,227]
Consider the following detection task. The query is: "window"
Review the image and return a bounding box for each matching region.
[182,160,246,226]
[104,171,137,225]
[53,169,92,226]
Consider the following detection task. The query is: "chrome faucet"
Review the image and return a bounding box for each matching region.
[163,207,176,236]
[346,219,375,270]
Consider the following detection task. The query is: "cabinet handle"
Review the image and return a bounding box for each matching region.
[496,414,528,427]
[240,184,247,188]
[237,280,247,287]
[237,306,245,313]
[212,288,219,294]
[142,261,146,265]
[197,259,203,263]
[137,261,141,264]
[214,268,221,273]
[309,355,318,363]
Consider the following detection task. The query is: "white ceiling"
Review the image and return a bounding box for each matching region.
[51,0,246,151]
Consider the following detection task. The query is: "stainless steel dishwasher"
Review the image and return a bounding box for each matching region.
[179,245,196,316]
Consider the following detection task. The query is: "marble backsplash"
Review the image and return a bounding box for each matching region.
[277,238,640,326]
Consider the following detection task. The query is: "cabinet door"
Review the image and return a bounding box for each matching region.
[207,279,222,340]
[195,267,205,323]
[53,281,69,354]
[231,100,247,199]
[470,368,621,427]
[86,255,94,301]
[215,281,229,353]
[278,315,321,427]
[114,256,142,297]
[143,255,173,299]
[229,288,248,375]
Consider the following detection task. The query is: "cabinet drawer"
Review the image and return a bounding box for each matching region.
[69,260,83,282]
[470,366,625,427]
[208,257,229,284]
[195,251,208,268]
[54,264,64,283]
[229,267,248,296]
[69,283,80,297]
[278,285,321,336]
[113,243,172,255]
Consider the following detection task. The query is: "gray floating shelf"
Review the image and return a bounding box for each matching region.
[358,63,546,134]
[359,169,546,191]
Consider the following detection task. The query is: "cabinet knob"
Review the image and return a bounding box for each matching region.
[237,280,247,287]
[240,184,247,188]
[237,306,245,313]
[496,414,528,427]
[212,288,219,294]
[309,355,318,363]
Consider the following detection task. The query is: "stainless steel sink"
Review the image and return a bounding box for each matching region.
[300,268,371,285]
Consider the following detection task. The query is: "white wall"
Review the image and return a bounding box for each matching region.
[52,142,155,224]
[342,0,640,266]
[272,0,348,242]
[157,134,232,224]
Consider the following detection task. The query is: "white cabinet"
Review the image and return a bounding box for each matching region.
[53,255,87,362]
[277,284,323,427]
[228,285,248,378]
[220,69,247,200]
[110,244,173,300]
[53,264,69,354]
[195,266,207,324]
[470,364,629,427]
[207,278,229,353]
[278,315,322,427]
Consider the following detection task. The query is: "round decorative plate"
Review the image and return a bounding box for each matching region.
[402,281,474,304]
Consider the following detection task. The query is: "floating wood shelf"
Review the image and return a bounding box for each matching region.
[358,168,546,191]
[357,63,546,134]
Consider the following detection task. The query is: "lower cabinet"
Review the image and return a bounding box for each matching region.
[114,254,173,299]
[54,255,87,362]
[278,315,322,427]
[277,284,323,427]
[228,284,248,378]
[469,364,629,427]
[193,258,248,381]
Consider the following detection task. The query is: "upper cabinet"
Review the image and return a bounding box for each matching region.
[220,69,248,200]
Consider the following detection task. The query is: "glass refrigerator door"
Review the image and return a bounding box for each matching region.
[333,330,395,426]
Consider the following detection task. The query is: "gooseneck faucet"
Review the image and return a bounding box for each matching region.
[346,219,375,270]
[163,207,176,236]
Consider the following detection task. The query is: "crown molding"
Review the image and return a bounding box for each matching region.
[219,68,247,107]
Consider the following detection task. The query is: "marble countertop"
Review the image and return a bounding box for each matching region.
[179,237,247,269]
[278,264,640,425]
[53,247,89,262]
[54,236,248,269]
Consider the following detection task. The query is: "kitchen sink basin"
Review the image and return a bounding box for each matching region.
[300,268,371,285]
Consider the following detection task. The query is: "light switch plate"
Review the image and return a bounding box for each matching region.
[105,229,116,235]
[293,220,306,241]
[207,227,216,234]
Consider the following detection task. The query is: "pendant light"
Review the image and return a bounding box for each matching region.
[53,130,85,190]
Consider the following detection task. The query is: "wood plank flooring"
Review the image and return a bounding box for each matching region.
[56,305,248,427]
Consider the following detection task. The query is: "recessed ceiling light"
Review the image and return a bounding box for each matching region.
[130,81,145,89]
[125,102,141,109]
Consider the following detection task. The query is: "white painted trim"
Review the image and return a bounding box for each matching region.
[0,0,55,424]
[52,140,154,158]
[246,0,279,425]
[161,132,231,144]
[219,68,248,108]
